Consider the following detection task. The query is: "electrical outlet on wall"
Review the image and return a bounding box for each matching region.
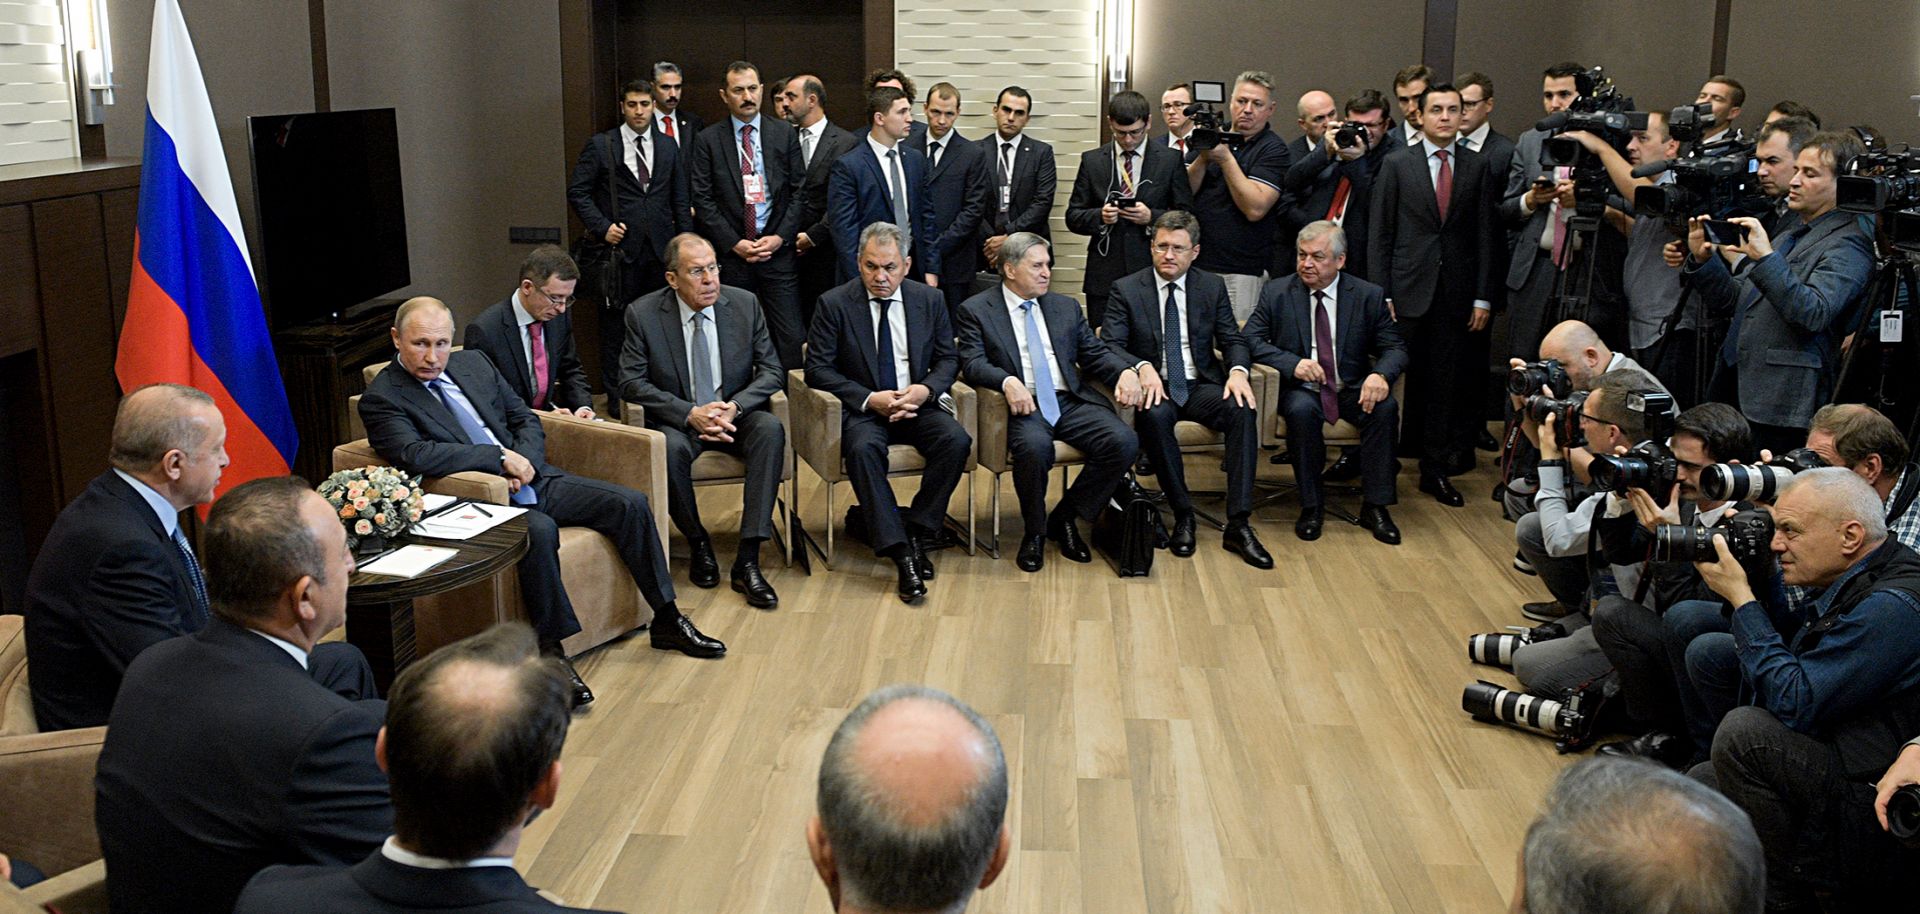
[509,226,564,245]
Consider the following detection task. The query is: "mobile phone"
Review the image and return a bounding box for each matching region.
[1703,219,1750,246]
[1105,190,1135,206]
[1532,175,1555,190]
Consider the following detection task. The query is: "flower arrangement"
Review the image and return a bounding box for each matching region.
[317,466,426,551]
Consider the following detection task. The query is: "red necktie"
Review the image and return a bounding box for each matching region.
[663,115,675,140]
[1326,176,1352,220]
[528,321,550,410]
[1434,149,1453,222]
[740,124,759,240]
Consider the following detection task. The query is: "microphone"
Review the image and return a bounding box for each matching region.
[1630,160,1672,179]
[1534,112,1571,132]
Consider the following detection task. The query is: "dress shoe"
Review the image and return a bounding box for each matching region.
[893,556,927,604]
[1513,551,1537,575]
[906,533,937,579]
[1047,511,1092,563]
[730,561,779,609]
[1360,504,1401,545]
[1294,506,1324,541]
[688,538,720,589]
[1016,534,1046,572]
[1169,512,1197,556]
[1596,731,1691,769]
[558,657,594,709]
[1522,600,1576,623]
[1222,521,1274,569]
[1268,448,1293,465]
[1419,472,1465,507]
[1477,428,1500,452]
[1324,449,1361,482]
[650,613,727,658]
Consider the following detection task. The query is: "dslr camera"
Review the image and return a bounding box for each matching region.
[1508,358,1574,398]
[1588,438,1679,498]
[1183,80,1245,153]
[1332,121,1367,152]
[1700,447,1826,502]
[1462,679,1607,752]
[1523,389,1589,449]
[1652,508,1776,562]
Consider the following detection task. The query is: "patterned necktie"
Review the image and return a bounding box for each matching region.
[1434,149,1453,222]
[172,526,209,630]
[874,298,899,391]
[431,379,536,505]
[1314,291,1340,424]
[1722,224,1809,366]
[740,124,759,240]
[887,148,911,245]
[802,128,816,168]
[632,134,651,188]
[528,320,550,410]
[1121,150,1137,195]
[1162,281,1189,407]
[690,311,721,405]
[1020,300,1062,425]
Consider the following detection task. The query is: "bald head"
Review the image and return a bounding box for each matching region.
[813,685,1009,912]
[1539,320,1612,389]
[110,383,227,508]
[1297,90,1337,144]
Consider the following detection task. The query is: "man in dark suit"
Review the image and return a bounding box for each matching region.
[688,60,809,369]
[1455,72,1515,194]
[1367,82,1500,506]
[1501,63,1599,361]
[1249,221,1408,544]
[784,74,860,321]
[1385,65,1433,151]
[805,224,972,603]
[1101,211,1268,567]
[957,233,1139,572]
[95,477,390,914]
[568,78,690,419]
[650,61,704,147]
[829,87,940,286]
[1066,90,1192,328]
[978,86,1057,269]
[235,623,617,914]
[906,82,993,317]
[1157,83,1197,157]
[1284,90,1391,285]
[618,235,787,608]
[861,68,930,145]
[1271,90,1339,278]
[362,298,724,678]
[463,247,595,419]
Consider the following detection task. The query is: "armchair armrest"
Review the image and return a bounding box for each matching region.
[974,384,1011,473]
[22,857,105,914]
[331,440,512,504]
[1087,377,1133,426]
[0,726,106,879]
[1251,364,1286,447]
[948,382,979,471]
[786,370,844,483]
[537,412,670,547]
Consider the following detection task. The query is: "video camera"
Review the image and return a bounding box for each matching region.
[1183,80,1246,153]
[1633,105,1767,237]
[1534,67,1645,216]
[1839,146,1920,252]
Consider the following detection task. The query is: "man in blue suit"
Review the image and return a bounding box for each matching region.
[906,82,993,317]
[829,87,939,287]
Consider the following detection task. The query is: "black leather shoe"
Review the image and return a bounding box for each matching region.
[908,534,936,580]
[1324,449,1361,482]
[1222,521,1274,569]
[688,538,720,589]
[1360,504,1401,545]
[650,614,726,658]
[1596,731,1691,769]
[1478,428,1500,452]
[1047,511,1092,563]
[893,556,927,604]
[1016,534,1046,572]
[1419,472,1465,507]
[1169,513,1197,557]
[1268,448,1292,465]
[557,657,594,709]
[1295,506,1324,541]
[730,561,778,608]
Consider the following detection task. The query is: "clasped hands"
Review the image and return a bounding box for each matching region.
[866,384,932,422]
[687,400,741,442]
[731,235,784,264]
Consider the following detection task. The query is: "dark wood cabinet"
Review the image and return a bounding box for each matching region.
[274,301,400,485]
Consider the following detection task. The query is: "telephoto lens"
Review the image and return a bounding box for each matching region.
[1467,631,1531,668]
[1889,784,1920,848]
[1461,680,1583,737]
[1701,463,1795,502]
[1651,510,1775,562]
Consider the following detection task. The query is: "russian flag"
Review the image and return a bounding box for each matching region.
[115,0,297,498]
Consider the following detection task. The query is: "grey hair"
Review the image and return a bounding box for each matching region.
[999,232,1050,273]
[109,383,217,472]
[1522,757,1764,914]
[1235,70,1276,97]
[1781,466,1889,543]
[651,61,681,80]
[1295,220,1347,257]
[859,221,910,259]
[664,232,714,273]
[817,684,1008,913]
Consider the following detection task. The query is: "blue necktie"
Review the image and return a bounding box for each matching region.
[171,527,209,630]
[1721,225,1806,367]
[1162,282,1189,407]
[874,298,899,390]
[432,379,537,505]
[1021,300,1062,425]
[690,311,721,405]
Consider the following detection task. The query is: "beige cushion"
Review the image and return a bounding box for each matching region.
[0,615,33,737]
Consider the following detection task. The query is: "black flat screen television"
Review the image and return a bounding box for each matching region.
[248,107,409,330]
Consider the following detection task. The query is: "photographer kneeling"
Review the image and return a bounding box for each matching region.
[1685,469,1920,909]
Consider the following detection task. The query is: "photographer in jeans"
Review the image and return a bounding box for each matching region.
[1684,469,1920,910]
[1589,403,1757,767]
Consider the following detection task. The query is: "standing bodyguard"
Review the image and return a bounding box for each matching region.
[828,87,939,286]
[977,87,1056,268]
[906,82,993,316]
[1066,90,1191,328]
[785,74,860,321]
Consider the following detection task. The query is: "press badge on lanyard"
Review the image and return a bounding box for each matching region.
[743,173,768,205]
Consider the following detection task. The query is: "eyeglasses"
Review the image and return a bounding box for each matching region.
[1461,98,1488,111]
[679,264,722,278]
[1150,243,1193,255]
[536,288,576,307]
[1161,102,1189,111]
[1112,124,1147,139]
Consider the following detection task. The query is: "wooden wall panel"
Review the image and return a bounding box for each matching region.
[30,194,117,500]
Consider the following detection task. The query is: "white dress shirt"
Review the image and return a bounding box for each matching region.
[251,630,310,670]
[797,117,825,168]
[509,290,541,381]
[1420,136,1493,313]
[1134,273,1250,381]
[1461,122,1490,153]
[868,133,911,227]
[868,288,911,405]
[1305,281,1342,389]
[677,297,724,402]
[1001,285,1066,391]
[926,129,959,170]
[619,122,652,181]
[381,837,515,871]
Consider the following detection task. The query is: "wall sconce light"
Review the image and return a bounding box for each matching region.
[1102,0,1133,92]
[66,0,116,125]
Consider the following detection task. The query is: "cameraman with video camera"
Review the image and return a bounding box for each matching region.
[1283,90,1391,281]
[1185,71,1293,323]
[1682,468,1920,910]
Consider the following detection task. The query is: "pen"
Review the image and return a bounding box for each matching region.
[472,504,494,518]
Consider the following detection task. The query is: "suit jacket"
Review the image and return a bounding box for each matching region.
[1099,267,1247,386]
[23,471,201,731]
[795,120,860,258]
[828,139,941,281]
[617,284,785,428]
[1474,129,1517,197]
[1245,272,1409,388]
[1687,209,1875,427]
[805,278,959,414]
[359,350,561,483]
[1282,139,1384,279]
[1366,140,1500,318]
[905,128,992,283]
[956,287,1130,404]
[237,852,614,914]
[689,116,807,251]
[979,132,1057,240]
[1064,141,1192,298]
[1501,128,1555,291]
[566,125,691,268]
[463,295,592,412]
[96,618,390,914]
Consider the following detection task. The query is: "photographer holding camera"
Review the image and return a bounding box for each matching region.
[1283,90,1391,281]
[1680,468,1920,910]
[1185,70,1293,323]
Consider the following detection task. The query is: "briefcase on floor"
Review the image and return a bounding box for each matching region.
[1091,492,1155,577]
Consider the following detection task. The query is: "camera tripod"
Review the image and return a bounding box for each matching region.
[1543,211,1610,332]
[1833,252,1920,440]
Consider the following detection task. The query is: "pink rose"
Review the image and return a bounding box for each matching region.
[392,487,410,500]
[354,519,373,535]
[353,497,371,510]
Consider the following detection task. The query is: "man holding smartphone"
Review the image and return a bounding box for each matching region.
[1066,90,1192,327]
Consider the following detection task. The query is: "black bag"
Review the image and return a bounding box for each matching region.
[571,131,625,307]
[1091,491,1156,577]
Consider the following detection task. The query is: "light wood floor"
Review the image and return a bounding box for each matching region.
[515,446,1564,913]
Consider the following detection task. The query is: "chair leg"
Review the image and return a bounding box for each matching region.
[824,483,835,570]
[990,471,1002,557]
[967,472,976,556]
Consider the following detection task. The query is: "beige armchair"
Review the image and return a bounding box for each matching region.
[1251,364,1405,522]
[0,615,109,914]
[974,384,1101,557]
[786,370,977,567]
[1094,367,1271,530]
[618,393,795,565]
[338,362,670,658]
